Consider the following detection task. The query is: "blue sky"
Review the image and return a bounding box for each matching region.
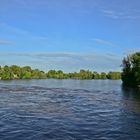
[0,0,140,72]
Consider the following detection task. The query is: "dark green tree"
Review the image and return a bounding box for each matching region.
[93,71,100,79]
[122,52,140,87]
[100,72,107,79]
[107,72,121,80]
[1,65,14,80]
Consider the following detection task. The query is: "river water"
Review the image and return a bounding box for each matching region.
[0,79,140,140]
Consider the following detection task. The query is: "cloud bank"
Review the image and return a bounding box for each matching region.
[0,52,122,72]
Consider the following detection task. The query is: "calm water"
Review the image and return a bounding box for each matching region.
[0,79,140,140]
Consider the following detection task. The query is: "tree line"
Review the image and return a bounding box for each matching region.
[0,65,121,80]
[122,52,140,88]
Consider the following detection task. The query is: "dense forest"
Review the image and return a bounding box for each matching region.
[122,52,140,88]
[0,65,121,80]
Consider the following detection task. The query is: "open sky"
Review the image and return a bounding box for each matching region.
[0,0,140,72]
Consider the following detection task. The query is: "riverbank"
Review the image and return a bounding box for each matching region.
[0,65,121,80]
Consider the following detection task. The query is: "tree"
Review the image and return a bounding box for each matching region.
[100,72,107,79]
[93,71,100,79]
[10,65,21,79]
[107,72,121,80]
[56,70,64,79]
[78,69,93,79]
[0,65,122,80]
[122,52,140,87]
[1,65,14,80]
[47,70,57,78]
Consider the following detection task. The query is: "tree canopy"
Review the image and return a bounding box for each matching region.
[0,65,46,80]
[122,52,140,88]
[0,65,121,80]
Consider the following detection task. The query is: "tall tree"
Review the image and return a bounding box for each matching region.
[122,52,140,87]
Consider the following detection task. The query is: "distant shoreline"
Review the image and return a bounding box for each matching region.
[0,78,122,81]
[0,65,121,80]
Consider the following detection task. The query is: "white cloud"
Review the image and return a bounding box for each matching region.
[0,23,48,42]
[101,9,140,19]
[90,38,119,48]
[0,52,122,72]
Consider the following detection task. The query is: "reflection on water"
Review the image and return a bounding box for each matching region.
[122,86,140,113]
[0,80,140,140]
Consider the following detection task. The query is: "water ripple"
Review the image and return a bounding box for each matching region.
[0,80,140,140]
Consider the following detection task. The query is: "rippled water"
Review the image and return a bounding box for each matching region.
[0,79,140,140]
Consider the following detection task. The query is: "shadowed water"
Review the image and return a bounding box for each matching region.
[0,79,140,140]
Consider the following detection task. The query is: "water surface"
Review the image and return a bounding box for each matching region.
[0,79,140,140]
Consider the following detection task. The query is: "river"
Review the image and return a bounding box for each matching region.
[0,79,140,140]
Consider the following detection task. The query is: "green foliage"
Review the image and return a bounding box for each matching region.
[0,65,14,80]
[46,69,121,80]
[100,72,107,79]
[0,65,47,80]
[78,70,93,79]
[108,72,121,80]
[122,52,140,87]
[0,65,121,80]
[31,69,46,79]
[93,71,100,79]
